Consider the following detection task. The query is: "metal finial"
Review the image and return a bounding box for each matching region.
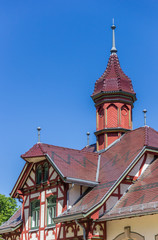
[110,18,117,54]
[86,132,90,147]
[37,127,41,143]
[143,109,147,126]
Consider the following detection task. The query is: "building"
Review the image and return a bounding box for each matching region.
[1,22,158,240]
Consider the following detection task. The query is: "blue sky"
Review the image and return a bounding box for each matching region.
[1,0,158,197]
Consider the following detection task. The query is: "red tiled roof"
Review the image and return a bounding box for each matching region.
[22,143,99,182]
[92,54,135,96]
[0,208,22,233]
[81,143,96,153]
[58,127,158,218]
[101,154,158,220]
[14,126,158,221]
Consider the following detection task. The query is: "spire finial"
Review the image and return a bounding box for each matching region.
[143,109,147,126]
[86,132,90,147]
[37,127,41,143]
[110,18,117,54]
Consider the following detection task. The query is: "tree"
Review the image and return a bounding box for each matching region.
[0,194,18,226]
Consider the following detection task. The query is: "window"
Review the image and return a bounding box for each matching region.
[43,162,49,182]
[47,196,56,226]
[36,165,42,184]
[36,162,49,185]
[31,200,40,229]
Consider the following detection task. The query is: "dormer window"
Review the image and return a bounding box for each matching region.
[36,162,49,185]
[43,162,48,182]
[36,165,42,184]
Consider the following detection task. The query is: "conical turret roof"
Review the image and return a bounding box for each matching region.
[92,53,135,97]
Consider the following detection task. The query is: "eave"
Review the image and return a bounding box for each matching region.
[0,222,22,234]
[94,128,130,136]
[91,90,137,104]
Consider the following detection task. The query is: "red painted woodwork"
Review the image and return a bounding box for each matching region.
[107,132,118,146]
[98,134,104,151]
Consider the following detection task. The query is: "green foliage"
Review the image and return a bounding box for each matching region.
[0,194,18,226]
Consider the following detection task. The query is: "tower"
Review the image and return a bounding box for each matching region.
[92,21,136,151]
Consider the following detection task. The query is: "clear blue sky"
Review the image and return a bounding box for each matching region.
[1,0,158,197]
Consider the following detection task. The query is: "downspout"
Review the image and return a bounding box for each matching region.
[75,219,86,240]
[67,183,74,210]
[96,154,101,182]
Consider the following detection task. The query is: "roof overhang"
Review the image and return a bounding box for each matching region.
[91,91,136,106]
[54,146,158,223]
[94,128,130,136]
[0,222,22,234]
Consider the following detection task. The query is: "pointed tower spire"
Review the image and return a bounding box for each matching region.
[110,18,117,54]
[92,22,136,151]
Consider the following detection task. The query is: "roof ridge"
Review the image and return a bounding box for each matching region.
[144,126,149,146]
[38,143,46,154]
[39,143,99,155]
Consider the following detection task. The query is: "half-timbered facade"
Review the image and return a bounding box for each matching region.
[1,23,158,240]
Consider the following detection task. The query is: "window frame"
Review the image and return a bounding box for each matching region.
[47,195,56,227]
[31,200,40,229]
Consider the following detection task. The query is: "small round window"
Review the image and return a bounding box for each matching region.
[121,107,128,116]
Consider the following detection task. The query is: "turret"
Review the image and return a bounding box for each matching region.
[92,21,136,151]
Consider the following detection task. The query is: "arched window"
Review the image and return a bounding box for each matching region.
[121,105,129,129]
[36,165,42,184]
[107,104,118,128]
[43,162,49,182]
[98,106,104,130]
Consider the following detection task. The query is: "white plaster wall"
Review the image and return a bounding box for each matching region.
[93,224,103,236]
[50,171,57,181]
[24,196,29,207]
[69,184,80,207]
[40,230,44,240]
[26,178,34,187]
[24,209,29,231]
[107,214,158,240]
[30,192,40,199]
[59,226,64,238]
[46,230,55,240]
[49,166,53,176]
[41,205,45,227]
[41,191,45,202]
[46,188,56,194]
[66,226,74,238]
[58,200,63,216]
[30,171,35,181]
[30,232,38,240]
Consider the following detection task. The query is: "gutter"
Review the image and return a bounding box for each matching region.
[64,177,98,187]
[96,154,101,182]
[100,209,158,222]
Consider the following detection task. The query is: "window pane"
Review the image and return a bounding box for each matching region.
[43,163,48,182]
[37,210,40,227]
[48,207,52,225]
[32,211,36,228]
